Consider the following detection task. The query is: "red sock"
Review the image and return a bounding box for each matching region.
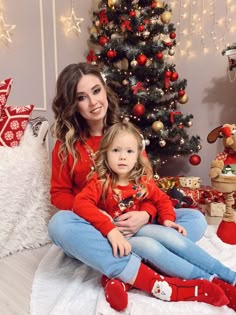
[212,277,236,311]
[101,274,132,291]
[133,263,229,306]
[103,278,128,311]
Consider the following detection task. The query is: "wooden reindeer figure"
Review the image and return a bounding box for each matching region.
[207,123,236,245]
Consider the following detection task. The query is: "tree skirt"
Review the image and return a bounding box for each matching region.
[30,225,236,315]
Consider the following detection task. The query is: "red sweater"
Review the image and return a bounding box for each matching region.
[50,136,102,210]
[50,137,158,220]
[73,174,176,236]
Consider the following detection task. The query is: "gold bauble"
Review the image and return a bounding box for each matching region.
[178,94,189,104]
[108,0,119,7]
[160,11,172,24]
[154,0,164,8]
[90,26,97,34]
[152,121,164,132]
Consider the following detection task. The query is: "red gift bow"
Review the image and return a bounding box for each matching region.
[132,82,145,94]
[98,9,108,25]
[169,111,182,123]
[87,50,97,63]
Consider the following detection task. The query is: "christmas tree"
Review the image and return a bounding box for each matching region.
[87,0,202,173]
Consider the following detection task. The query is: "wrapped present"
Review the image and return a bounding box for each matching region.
[155,176,181,192]
[179,176,201,189]
[205,202,226,217]
[198,186,225,204]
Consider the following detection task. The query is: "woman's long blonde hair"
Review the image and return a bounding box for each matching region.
[94,121,153,199]
[51,62,121,174]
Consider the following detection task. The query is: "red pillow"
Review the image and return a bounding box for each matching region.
[0,78,13,117]
[0,105,34,147]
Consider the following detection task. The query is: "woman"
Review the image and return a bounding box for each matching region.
[48,62,235,311]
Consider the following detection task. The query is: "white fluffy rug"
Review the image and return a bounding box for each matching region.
[30,225,236,315]
[0,123,52,258]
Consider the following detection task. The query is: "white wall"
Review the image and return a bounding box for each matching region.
[1,0,236,185]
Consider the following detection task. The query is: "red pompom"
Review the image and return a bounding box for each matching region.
[132,103,145,117]
[189,154,201,166]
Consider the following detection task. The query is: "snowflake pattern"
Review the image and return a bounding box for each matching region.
[16,130,23,140]
[0,94,6,106]
[0,78,34,147]
[4,130,13,140]
[10,119,20,130]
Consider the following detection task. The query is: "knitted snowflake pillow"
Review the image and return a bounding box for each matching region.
[0,78,34,147]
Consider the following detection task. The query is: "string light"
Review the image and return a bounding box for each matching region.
[61,1,84,36]
[0,11,15,44]
[171,0,235,58]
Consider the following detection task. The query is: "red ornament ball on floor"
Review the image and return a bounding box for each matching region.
[189,154,201,166]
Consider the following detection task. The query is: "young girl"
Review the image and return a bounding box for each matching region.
[73,121,236,312]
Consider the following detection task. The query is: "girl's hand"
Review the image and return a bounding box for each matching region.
[115,211,149,238]
[163,220,187,236]
[107,228,132,257]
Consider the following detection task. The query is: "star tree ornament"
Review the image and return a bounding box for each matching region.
[0,12,16,44]
[62,7,84,36]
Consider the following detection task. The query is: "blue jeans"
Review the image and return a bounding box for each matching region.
[48,209,236,284]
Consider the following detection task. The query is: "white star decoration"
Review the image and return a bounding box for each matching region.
[62,8,84,36]
[0,13,16,43]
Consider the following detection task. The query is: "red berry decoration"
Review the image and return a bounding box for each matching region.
[136,54,147,65]
[178,89,185,97]
[189,154,201,166]
[169,31,176,39]
[132,103,145,117]
[107,49,117,58]
[170,71,179,81]
[99,36,109,46]
[156,51,163,60]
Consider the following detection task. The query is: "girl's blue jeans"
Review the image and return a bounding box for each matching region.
[48,209,236,285]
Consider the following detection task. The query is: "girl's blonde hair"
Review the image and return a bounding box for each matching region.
[51,62,121,175]
[94,121,153,198]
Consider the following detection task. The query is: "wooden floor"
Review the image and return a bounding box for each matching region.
[0,244,52,315]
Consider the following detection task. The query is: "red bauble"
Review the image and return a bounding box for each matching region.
[169,31,176,39]
[170,71,179,81]
[137,24,144,32]
[189,154,201,166]
[136,54,147,65]
[156,51,163,60]
[99,36,109,46]
[107,49,117,58]
[178,89,185,97]
[129,10,136,17]
[132,103,145,117]
[165,70,172,78]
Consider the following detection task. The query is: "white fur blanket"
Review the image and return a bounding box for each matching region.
[0,124,52,258]
[30,225,236,315]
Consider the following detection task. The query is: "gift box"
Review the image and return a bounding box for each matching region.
[205,202,226,217]
[155,176,181,192]
[179,176,201,189]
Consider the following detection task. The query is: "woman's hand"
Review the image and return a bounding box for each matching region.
[115,211,150,238]
[163,220,187,236]
[107,228,132,257]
